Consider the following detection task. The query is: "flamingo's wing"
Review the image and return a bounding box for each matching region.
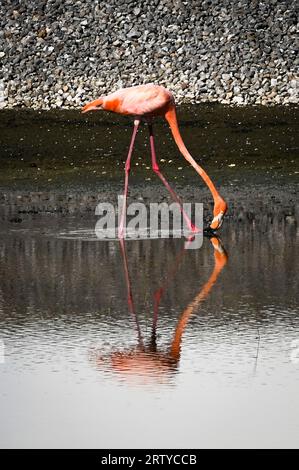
[104,84,173,116]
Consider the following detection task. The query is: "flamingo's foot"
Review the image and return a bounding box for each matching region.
[186,233,196,242]
[189,223,201,234]
[185,223,201,241]
[184,218,202,241]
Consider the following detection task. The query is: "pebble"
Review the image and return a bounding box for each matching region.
[0,1,297,108]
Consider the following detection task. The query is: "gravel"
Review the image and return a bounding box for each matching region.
[0,0,298,108]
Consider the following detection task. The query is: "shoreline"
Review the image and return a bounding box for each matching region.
[1,181,297,226]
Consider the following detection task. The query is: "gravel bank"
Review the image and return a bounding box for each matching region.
[0,0,298,108]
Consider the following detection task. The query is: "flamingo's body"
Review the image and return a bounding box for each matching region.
[82,84,227,234]
[83,83,172,116]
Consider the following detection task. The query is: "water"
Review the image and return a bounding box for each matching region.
[0,218,298,448]
[0,105,298,447]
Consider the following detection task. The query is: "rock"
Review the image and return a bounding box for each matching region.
[222,73,232,81]
[37,28,47,39]
[127,29,141,39]
[232,95,244,105]
[289,79,297,88]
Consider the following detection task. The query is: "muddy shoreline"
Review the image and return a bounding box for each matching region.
[0,181,298,226]
[0,106,298,225]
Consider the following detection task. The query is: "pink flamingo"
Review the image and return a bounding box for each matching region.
[82,84,228,237]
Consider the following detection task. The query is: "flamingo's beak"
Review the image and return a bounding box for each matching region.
[82,104,97,113]
[81,98,103,113]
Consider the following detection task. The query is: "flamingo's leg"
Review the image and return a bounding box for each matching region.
[119,238,144,349]
[147,122,199,233]
[118,119,140,238]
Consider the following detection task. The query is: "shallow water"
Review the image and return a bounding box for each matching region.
[0,219,298,448]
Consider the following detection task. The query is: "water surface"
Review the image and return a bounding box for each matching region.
[0,219,298,448]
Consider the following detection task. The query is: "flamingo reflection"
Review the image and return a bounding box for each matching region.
[92,236,228,383]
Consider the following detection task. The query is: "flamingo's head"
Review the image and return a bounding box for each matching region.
[82,98,103,113]
[209,199,228,231]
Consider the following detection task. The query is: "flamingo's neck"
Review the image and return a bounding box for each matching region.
[164,105,222,204]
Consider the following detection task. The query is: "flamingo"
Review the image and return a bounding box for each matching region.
[82,84,228,237]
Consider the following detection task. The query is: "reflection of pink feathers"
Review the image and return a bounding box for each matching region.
[103,84,174,115]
